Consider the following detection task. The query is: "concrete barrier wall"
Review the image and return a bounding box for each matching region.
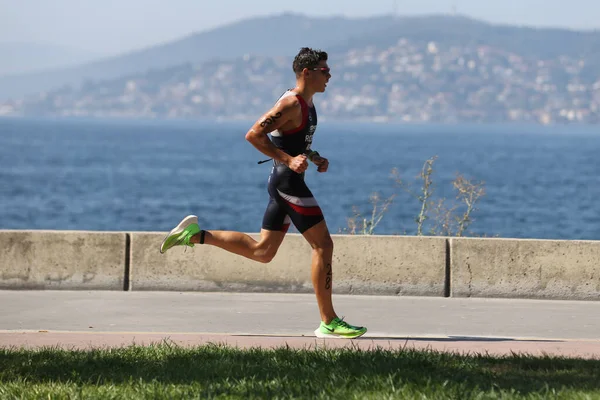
[450,237,600,300]
[129,233,447,296]
[1,230,600,300]
[0,230,126,290]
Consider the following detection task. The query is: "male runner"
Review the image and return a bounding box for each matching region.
[160,47,367,339]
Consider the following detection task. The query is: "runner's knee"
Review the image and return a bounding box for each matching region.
[254,242,280,263]
[313,234,334,254]
[255,251,276,263]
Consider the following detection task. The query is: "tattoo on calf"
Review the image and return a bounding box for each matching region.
[260,112,282,127]
[325,263,332,290]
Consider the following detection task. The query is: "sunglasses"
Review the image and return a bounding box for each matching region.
[310,67,331,75]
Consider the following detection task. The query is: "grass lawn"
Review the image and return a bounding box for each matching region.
[1,342,599,399]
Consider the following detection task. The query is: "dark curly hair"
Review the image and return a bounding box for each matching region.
[292,47,328,76]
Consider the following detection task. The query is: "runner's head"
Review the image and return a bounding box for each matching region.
[293,47,330,93]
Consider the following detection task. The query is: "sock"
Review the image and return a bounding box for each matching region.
[199,230,206,244]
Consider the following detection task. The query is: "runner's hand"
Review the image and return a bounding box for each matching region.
[288,155,308,173]
[312,156,329,173]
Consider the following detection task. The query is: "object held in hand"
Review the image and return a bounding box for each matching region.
[306,150,320,161]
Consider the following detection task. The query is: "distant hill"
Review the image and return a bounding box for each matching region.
[4,22,599,125]
[4,13,598,102]
[2,13,600,125]
[0,13,398,100]
[0,42,101,76]
[331,15,600,61]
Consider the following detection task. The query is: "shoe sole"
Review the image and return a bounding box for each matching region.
[160,215,198,254]
[314,328,367,339]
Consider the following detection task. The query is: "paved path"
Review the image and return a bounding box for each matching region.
[1,291,599,358]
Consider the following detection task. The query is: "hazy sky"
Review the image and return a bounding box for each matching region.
[2,0,599,55]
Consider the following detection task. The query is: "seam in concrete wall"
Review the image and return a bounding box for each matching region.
[123,233,131,291]
[444,238,452,297]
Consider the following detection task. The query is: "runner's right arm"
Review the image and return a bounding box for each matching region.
[245,96,308,173]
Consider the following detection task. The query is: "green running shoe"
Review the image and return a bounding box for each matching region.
[159,215,201,254]
[314,317,367,339]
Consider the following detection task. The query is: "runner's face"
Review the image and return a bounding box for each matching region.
[306,60,331,92]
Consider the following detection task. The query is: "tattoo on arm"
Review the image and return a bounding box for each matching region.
[260,112,282,127]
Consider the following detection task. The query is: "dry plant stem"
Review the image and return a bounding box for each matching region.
[416,156,436,236]
[454,174,486,237]
[347,156,486,237]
